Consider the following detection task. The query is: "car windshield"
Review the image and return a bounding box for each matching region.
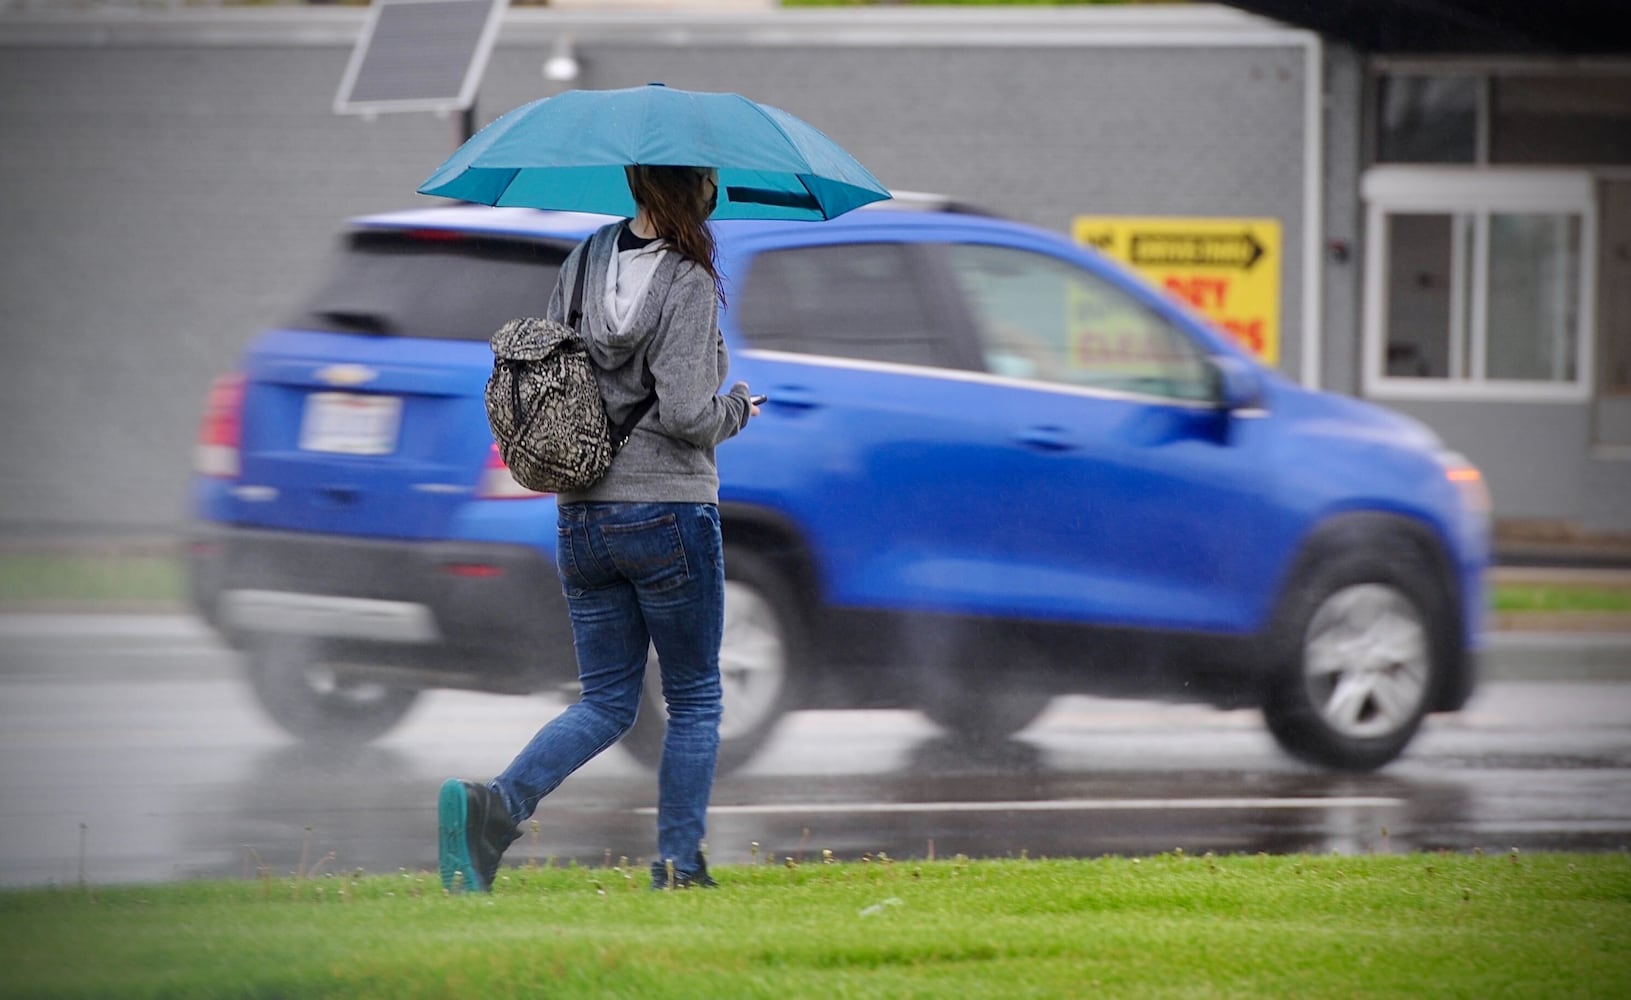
[289,230,568,341]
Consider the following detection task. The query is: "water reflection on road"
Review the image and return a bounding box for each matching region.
[1,633,1627,886]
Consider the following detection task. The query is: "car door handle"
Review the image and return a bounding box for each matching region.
[764,386,819,411]
[1016,426,1077,452]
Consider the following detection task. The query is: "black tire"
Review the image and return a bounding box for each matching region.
[244,635,419,746]
[920,686,1052,744]
[621,546,804,775]
[914,624,1052,744]
[1262,536,1449,771]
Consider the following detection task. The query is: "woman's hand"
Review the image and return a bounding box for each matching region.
[728,382,759,425]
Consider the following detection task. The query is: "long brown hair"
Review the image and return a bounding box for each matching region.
[625,164,726,307]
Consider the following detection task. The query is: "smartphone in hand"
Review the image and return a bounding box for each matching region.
[749,394,769,406]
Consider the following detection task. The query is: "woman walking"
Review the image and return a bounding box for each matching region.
[438,164,759,892]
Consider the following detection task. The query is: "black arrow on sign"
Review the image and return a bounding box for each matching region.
[1128,231,1265,270]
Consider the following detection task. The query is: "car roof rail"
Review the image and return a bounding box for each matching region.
[861,190,1004,218]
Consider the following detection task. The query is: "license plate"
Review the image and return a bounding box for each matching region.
[299,393,402,455]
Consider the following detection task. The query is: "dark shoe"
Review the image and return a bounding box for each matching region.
[438,778,520,893]
[650,857,718,891]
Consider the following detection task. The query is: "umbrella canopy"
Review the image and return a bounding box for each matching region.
[417,84,891,222]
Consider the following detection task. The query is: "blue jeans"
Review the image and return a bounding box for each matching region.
[493,502,725,874]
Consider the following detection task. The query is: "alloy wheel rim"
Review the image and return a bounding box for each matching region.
[302,664,392,707]
[644,579,788,742]
[717,581,788,741]
[1302,583,1430,739]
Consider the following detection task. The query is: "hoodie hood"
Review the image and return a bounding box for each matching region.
[571,222,677,371]
[598,237,668,357]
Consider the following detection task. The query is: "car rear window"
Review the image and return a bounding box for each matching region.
[289,230,569,341]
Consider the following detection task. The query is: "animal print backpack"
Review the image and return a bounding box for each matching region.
[485,256,655,494]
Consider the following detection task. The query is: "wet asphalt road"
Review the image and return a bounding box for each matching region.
[1,615,1628,887]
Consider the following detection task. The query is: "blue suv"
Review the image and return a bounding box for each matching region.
[187,199,1490,772]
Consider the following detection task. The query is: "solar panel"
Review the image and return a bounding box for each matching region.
[334,0,508,116]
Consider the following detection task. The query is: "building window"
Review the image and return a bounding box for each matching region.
[1362,167,1595,401]
[1485,212,1582,382]
[1377,74,1482,164]
[1381,213,1461,378]
[1490,75,1631,166]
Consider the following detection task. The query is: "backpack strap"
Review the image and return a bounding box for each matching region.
[609,392,658,452]
[572,237,657,453]
[566,248,590,330]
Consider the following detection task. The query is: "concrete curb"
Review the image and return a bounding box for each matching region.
[0,612,210,640]
[1481,631,1631,682]
[1490,566,1631,587]
[1488,612,1631,634]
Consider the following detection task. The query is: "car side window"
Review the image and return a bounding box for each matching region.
[734,242,946,366]
[944,243,1213,401]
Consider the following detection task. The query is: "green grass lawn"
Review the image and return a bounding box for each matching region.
[1491,582,1631,614]
[1,853,1626,998]
[0,550,185,605]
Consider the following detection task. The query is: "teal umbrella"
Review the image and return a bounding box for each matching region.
[417,84,890,221]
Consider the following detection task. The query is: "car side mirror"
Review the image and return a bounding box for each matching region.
[1209,355,1265,412]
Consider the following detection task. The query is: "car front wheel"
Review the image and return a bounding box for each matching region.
[1263,543,1445,770]
[243,635,420,745]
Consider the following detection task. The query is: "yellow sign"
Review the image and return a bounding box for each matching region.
[1072,216,1281,364]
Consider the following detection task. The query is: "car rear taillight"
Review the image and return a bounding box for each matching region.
[476,443,552,499]
[194,373,245,478]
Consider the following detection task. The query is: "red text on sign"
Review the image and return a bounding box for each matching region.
[1163,276,1231,310]
[1219,318,1266,354]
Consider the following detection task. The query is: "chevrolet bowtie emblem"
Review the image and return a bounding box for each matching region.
[315,364,379,387]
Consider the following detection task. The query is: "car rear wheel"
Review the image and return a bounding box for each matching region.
[244,635,420,745]
[621,547,803,775]
[1263,542,1445,771]
[914,626,1053,743]
[919,683,1053,744]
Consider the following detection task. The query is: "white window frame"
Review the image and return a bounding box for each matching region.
[1362,166,1597,402]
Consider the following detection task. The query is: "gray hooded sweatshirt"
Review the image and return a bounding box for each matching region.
[546,221,751,504]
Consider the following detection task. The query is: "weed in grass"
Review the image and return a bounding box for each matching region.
[76,822,87,891]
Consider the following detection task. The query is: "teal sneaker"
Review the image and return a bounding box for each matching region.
[437,778,519,893]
